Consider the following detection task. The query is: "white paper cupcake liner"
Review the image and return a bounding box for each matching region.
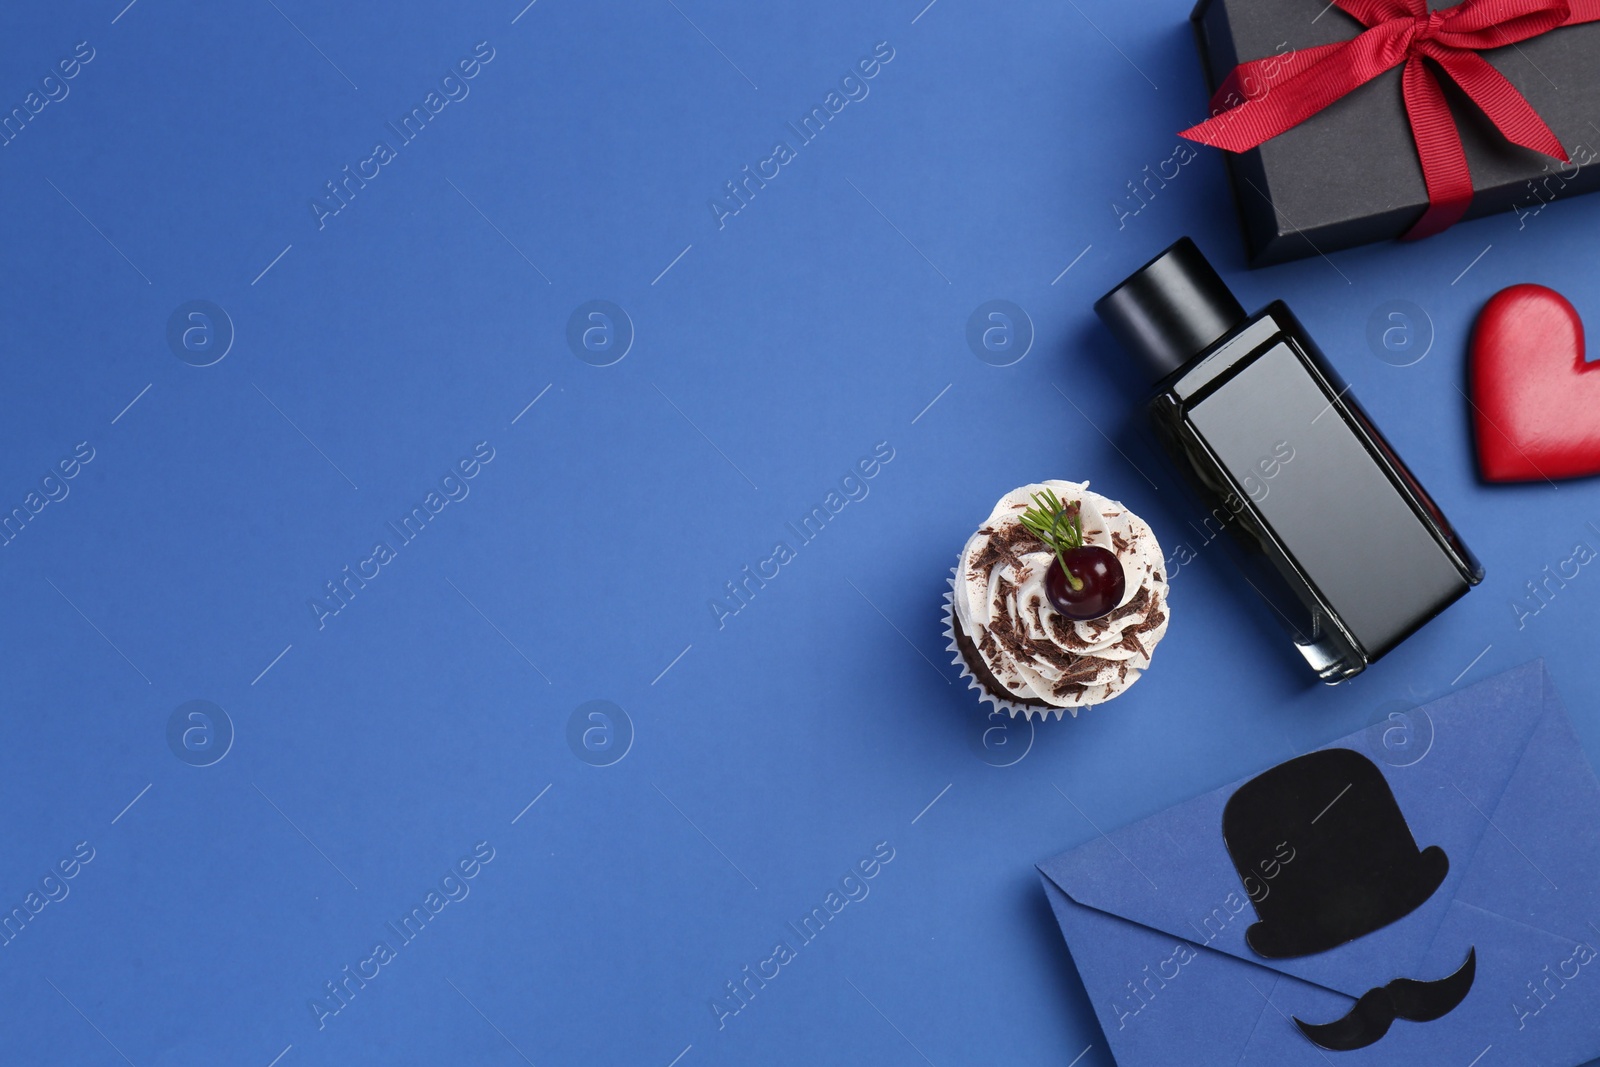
[943,568,1075,722]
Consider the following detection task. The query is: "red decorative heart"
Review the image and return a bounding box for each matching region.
[1471,284,1600,483]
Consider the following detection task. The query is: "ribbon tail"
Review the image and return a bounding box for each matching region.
[1205,41,1348,114]
[1422,43,1569,162]
[1182,23,1414,151]
[1399,57,1474,240]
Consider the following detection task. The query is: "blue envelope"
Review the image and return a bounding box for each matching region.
[1039,661,1600,1065]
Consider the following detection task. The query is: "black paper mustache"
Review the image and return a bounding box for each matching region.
[1293,948,1476,1051]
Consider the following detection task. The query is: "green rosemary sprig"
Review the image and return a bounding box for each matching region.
[1018,488,1084,591]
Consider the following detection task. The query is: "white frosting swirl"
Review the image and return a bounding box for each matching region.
[953,480,1169,708]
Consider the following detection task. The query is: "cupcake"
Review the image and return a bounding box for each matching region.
[945,480,1169,718]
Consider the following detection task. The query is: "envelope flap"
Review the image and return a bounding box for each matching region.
[1039,873,1353,1064]
[1039,661,1550,997]
[1453,661,1600,942]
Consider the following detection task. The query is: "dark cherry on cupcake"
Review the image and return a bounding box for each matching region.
[1019,488,1127,620]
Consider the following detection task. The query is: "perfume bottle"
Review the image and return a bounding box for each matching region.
[1095,238,1482,681]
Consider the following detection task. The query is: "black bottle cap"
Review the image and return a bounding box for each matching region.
[1095,237,1248,381]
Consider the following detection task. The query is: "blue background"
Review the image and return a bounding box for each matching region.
[2,1,1598,1064]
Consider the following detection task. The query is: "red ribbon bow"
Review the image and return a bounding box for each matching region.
[1181,0,1600,239]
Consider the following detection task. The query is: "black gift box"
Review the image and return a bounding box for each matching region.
[1190,0,1600,266]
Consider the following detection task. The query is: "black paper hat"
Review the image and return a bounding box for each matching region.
[1222,747,1449,959]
